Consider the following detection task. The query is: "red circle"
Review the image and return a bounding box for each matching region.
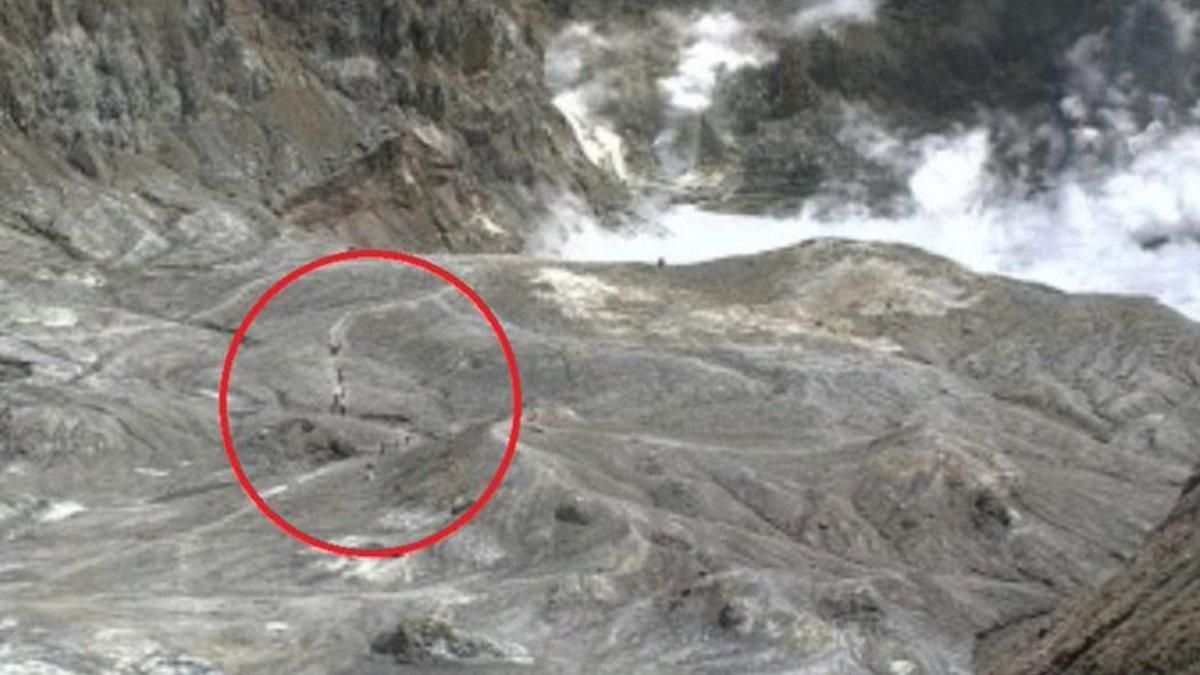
[217,249,522,559]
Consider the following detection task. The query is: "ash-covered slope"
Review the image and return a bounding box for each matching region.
[2,235,1197,673]
[981,467,1200,675]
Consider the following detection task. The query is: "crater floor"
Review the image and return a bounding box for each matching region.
[2,235,1198,674]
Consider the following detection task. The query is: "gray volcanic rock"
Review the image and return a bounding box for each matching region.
[0,0,621,258]
[1,234,1197,673]
[980,467,1200,675]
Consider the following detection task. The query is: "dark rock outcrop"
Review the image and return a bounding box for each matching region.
[369,617,515,666]
[981,467,1200,675]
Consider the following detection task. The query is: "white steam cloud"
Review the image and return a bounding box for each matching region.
[546,24,630,180]
[658,12,773,112]
[793,0,879,34]
[540,121,1200,319]
[538,4,1200,320]
[1163,0,1199,51]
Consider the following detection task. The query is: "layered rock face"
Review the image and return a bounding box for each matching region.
[0,0,619,259]
[982,469,1200,675]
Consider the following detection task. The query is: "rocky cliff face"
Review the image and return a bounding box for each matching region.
[981,468,1200,675]
[0,0,621,260]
